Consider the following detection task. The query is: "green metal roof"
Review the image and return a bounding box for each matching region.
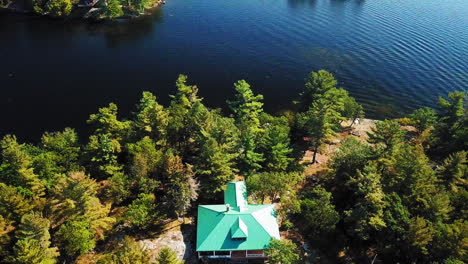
[231,216,248,239]
[224,181,248,208]
[196,181,280,251]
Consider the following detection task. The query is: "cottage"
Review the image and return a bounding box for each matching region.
[196,181,280,261]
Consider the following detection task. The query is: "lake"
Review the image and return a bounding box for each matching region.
[1,0,467,140]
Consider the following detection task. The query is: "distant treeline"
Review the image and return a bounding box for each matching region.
[1,0,160,19]
[0,70,466,263]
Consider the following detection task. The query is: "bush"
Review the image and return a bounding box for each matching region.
[45,0,72,17]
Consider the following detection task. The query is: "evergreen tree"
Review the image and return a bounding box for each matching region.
[296,70,338,112]
[410,107,438,134]
[259,114,294,172]
[367,119,406,151]
[87,103,132,142]
[85,133,123,178]
[265,239,300,264]
[300,186,339,236]
[195,136,236,199]
[0,183,35,222]
[156,247,184,264]
[432,91,467,157]
[133,91,168,144]
[0,135,45,198]
[57,219,96,255]
[437,151,467,193]
[344,163,386,241]
[297,99,336,163]
[125,193,158,229]
[227,80,265,174]
[13,212,59,264]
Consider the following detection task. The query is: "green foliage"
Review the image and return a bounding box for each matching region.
[297,99,336,163]
[330,137,374,184]
[344,163,386,240]
[367,119,406,151]
[127,137,162,193]
[85,133,123,178]
[408,216,434,255]
[106,172,131,204]
[98,236,152,264]
[0,135,45,198]
[265,239,300,264]
[0,215,14,260]
[134,91,168,143]
[342,95,365,125]
[125,193,157,228]
[259,114,294,171]
[300,186,339,236]
[195,136,236,199]
[50,172,115,241]
[227,80,265,174]
[247,171,304,204]
[104,0,124,18]
[0,74,464,264]
[87,103,132,141]
[0,183,35,222]
[437,151,467,193]
[410,107,438,133]
[432,91,467,157]
[162,153,198,218]
[45,0,72,17]
[130,0,154,14]
[297,70,337,111]
[13,212,59,264]
[57,219,95,255]
[156,247,184,264]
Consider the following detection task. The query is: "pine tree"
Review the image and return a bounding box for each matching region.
[297,70,338,112]
[227,80,265,174]
[344,163,386,241]
[156,247,184,264]
[437,151,467,193]
[367,119,406,151]
[0,135,45,198]
[300,186,339,236]
[13,212,59,264]
[259,114,294,172]
[196,136,236,199]
[134,91,168,143]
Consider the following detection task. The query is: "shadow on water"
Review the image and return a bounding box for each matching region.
[0,7,164,48]
[66,8,165,48]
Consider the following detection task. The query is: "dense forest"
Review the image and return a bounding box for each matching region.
[0,0,159,19]
[0,70,466,263]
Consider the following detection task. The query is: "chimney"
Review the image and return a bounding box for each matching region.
[226,204,230,212]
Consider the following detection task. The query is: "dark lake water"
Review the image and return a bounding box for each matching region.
[1,0,467,141]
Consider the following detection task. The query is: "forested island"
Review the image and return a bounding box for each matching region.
[0,0,161,19]
[0,70,466,263]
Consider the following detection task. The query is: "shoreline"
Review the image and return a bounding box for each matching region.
[0,0,165,21]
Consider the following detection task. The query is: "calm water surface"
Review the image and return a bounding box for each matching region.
[1,0,467,140]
